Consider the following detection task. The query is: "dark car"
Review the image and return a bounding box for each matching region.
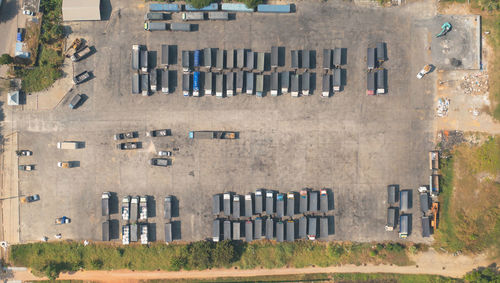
[117,142,139,150]
[73,71,91,84]
[69,94,82,109]
[147,129,170,137]
[150,158,169,166]
[114,131,139,140]
[16,150,32,156]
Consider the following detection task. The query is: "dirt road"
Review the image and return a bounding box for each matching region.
[5,248,492,282]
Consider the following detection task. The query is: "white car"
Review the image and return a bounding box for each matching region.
[158,151,172,157]
[416,64,431,79]
[23,10,34,16]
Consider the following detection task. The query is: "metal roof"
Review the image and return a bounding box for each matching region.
[63,0,101,21]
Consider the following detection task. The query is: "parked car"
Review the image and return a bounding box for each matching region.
[16,150,32,156]
[23,9,35,16]
[73,71,91,84]
[150,158,169,167]
[18,165,33,171]
[21,194,40,203]
[57,161,74,168]
[117,142,139,150]
[69,94,83,109]
[147,129,170,137]
[158,151,172,156]
[55,216,70,225]
[114,131,139,140]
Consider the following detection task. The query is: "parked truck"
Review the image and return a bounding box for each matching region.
[165,222,173,243]
[182,73,190,96]
[57,141,80,149]
[208,11,228,20]
[291,50,299,69]
[224,220,232,240]
[320,189,328,213]
[122,224,130,245]
[236,71,244,93]
[149,3,180,12]
[213,219,221,242]
[140,50,148,72]
[140,196,148,220]
[429,151,439,170]
[189,131,236,139]
[132,73,140,94]
[71,46,91,62]
[102,221,110,241]
[170,23,191,31]
[298,216,307,239]
[385,207,396,231]
[323,49,331,69]
[399,214,409,238]
[130,223,138,242]
[299,189,308,213]
[246,51,255,70]
[226,72,234,96]
[130,196,139,221]
[281,71,289,94]
[122,196,130,221]
[255,189,264,214]
[322,74,330,97]
[161,44,169,66]
[161,69,169,93]
[223,192,232,216]
[271,72,278,96]
[216,74,223,98]
[140,223,148,244]
[302,72,310,95]
[194,49,200,68]
[150,69,158,92]
[291,74,299,97]
[132,45,140,70]
[204,48,212,68]
[245,193,253,217]
[182,12,204,21]
[237,49,245,69]
[376,69,386,94]
[277,193,285,217]
[367,48,376,70]
[271,46,278,68]
[102,192,110,217]
[430,174,439,196]
[265,190,274,215]
[216,49,224,71]
[257,52,264,72]
[144,21,167,31]
[287,191,296,216]
[256,74,263,97]
[227,49,235,69]
[205,72,213,95]
[333,68,341,92]
[145,12,166,21]
[246,72,254,95]
[193,71,200,96]
[213,194,222,215]
[164,195,172,220]
[233,195,241,218]
[366,72,375,95]
[302,50,310,69]
[182,51,190,73]
[333,47,342,67]
[141,73,149,96]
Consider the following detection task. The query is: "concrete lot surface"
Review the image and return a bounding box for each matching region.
[5,0,440,244]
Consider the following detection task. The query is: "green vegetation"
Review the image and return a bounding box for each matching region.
[10,241,416,279]
[484,14,500,120]
[435,135,500,254]
[464,266,500,282]
[15,0,64,93]
[0,54,13,65]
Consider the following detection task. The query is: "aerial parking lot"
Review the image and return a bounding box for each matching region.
[11,0,442,244]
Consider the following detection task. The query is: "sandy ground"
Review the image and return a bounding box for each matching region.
[4,248,492,282]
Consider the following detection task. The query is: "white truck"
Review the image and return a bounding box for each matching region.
[122,196,130,220]
[139,196,148,220]
[57,141,80,149]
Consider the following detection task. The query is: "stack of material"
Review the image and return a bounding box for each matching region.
[460,73,489,95]
[436,98,450,117]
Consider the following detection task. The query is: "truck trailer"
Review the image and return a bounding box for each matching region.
[223,192,232,216]
[319,217,328,239]
[223,220,232,240]
[245,221,253,242]
[291,74,299,97]
[182,51,190,72]
[400,190,409,212]
[287,192,296,216]
[366,72,375,95]
[150,69,158,92]
[122,196,130,220]
[399,215,409,238]
[161,44,169,66]
[102,192,110,217]
[286,220,295,242]
[255,189,264,214]
[246,51,255,70]
[213,194,221,215]
[246,72,254,95]
[333,47,342,67]
[144,21,167,31]
[164,195,172,220]
[182,12,205,21]
[333,68,341,92]
[298,216,307,239]
[226,72,234,96]
[385,207,396,231]
[233,221,241,240]
[132,74,140,94]
[323,49,331,69]
[281,71,289,93]
[130,196,139,221]
[194,49,200,67]
[255,74,263,97]
[257,4,291,13]
[140,50,148,72]
[271,46,278,68]
[145,12,166,21]
[233,194,241,218]
[204,48,212,68]
[387,185,398,205]
[216,49,224,71]
[271,72,279,96]
[141,73,149,96]
[205,72,213,95]
[302,50,310,69]
[208,11,229,20]
[132,45,140,70]
[254,217,263,239]
[170,23,191,32]
[227,49,235,69]
[257,52,265,72]
[266,218,274,239]
[309,190,318,212]
[291,50,299,69]
[149,3,180,12]
[367,48,376,70]
[161,69,169,93]
[276,221,284,242]
[213,219,221,242]
[265,191,274,215]
[216,74,223,98]
[322,74,330,97]
[182,73,190,96]
[376,69,386,94]
[302,72,310,95]
[139,196,148,220]
[102,221,110,241]
[236,71,244,93]
[299,189,308,213]
[165,223,173,243]
[245,194,253,217]
[237,49,245,68]
[308,217,317,240]
[193,71,200,96]
[277,193,285,217]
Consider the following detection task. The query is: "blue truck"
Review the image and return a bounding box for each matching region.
[185,3,218,11]
[193,71,200,96]
[257,4,291,13]
[149,3,180,12]
[194,50,200,67]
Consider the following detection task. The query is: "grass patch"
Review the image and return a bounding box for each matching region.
[10,241,414,280]
[483,14,500,120]
[435,136,500,254]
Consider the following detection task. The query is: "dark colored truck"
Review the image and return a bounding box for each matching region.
[71,46,91,62]
[140,50,148,72]
[141,73,149,96]
[367,48,376,70]
[144,21,167,31]
[320,189,329,213]
[376,69,386,94]
[246,72,254,95]
[73,71,90,84]
[385,207,397,231]
[298,216,307,239]
[182,50,190,73]
[182,73,190,96]
[302,50,310,69]
[333,47,342,67]
[302,72,310,95]
[145,12,166,21]
[246,51,255,70]
[422,216,431,237]
[150,69,158,92]
[400,190,409,212]
[69,94,82,109]
[387,185,398,205]
[333,68,341,92]
[266,218,274,239]
[376,42,386,63]
[420,193,429,213]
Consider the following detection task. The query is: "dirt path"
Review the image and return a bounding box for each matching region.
[6,249,492,282]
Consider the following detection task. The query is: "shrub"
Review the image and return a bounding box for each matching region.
[187,241,213,270]
[212,240,235,267]
[0,54,13,65]
[186,0,212,9]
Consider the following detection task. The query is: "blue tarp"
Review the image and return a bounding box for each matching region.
[257,4,291,13]
[185,3,218,11]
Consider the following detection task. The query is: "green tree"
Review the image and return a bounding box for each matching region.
[464,267,500,282]
[0,54,13,65]
[186,0,212,9]
[188,241,213,270]
[212,240,235,267]
[43,262,60,280]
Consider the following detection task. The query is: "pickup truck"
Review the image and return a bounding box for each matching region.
[71,46,92,62]
[117,142,140,150]
[114,131,138,140]
[55,216,70,225]
[150,158,169,166]
[19,165,34,171]
[57,161,75,168]
[73,71,90,84]
[146,129,170,137]
[69,94,82,109]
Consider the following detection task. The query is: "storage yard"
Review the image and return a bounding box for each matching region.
[9,0,444,244]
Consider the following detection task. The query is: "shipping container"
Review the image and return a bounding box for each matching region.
[246,51,255,70]
[333,47,342,67]
[185,3,218,11]
[165,223,172,243]
[213,194,221,215]
[254,217,263,239]
[150,69,158,92]
[299,189,308,213]
[298,216,307,239]
[276,221,284,242]
[420,193,429,213]
[246,72,254,95]
[287,192,296,216]
[302,72,310,95]
[223,192,232,216]
[216,74,223,98]
[255,189,264,214]
[233,195,241,218]
[302,50,310,69]
[281,71,289,93]
[182,73,190,96]
[141,73,149,96]
[333,68,341,91]
[161,44,169,66]
[182,50,190,72]
[257,52,265,72]
[276,193,285,217]
[385,207,396,231]
[226,72,234,96]
[286,220,295,242]
[237,49,245,68]
[161,69,169,93]
[422,216,430,237]
[245,193,253,217]
[170,23,191,31]
[387,185,398,205]
[291,74,299,97]
[132,45,140,70]
[205,72,213,95]
[216,49,224,70]
[255,74,263,97]
[308,217,317,240]
[322,74,330,97]
[399,215,409,238]
[236,71,244,93]
[245,220,253,241]
[208,11,229,20]
[309,191,318,212]
[221,3,254,12]
[376,69,386,94]
[149,3,180,12]
[204,48,212,68]
[400,190,409,212]
[233,221,241,240]
[257,4,291,13]
[319,217,328,239]
[291,50,299,69]
[132,73,140,94]
[224,220,232,240]
[271,46,278,68]
[227,49,235,69]
[213,219,221,242]
[367,48,376,70]
[266,218,274,239]
[366,72,375,95]
[376,42,386,63]
[271,72,279,96]
[323,49,331,69]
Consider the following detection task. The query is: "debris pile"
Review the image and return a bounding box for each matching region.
[436,98,450,117]
[460,73,489,95]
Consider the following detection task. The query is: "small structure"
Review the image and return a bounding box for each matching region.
[8,91,20,106]
[62,0,101,21]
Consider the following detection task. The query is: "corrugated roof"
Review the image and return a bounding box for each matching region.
[63,0,101,21]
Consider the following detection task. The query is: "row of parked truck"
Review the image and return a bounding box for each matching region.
[149,3,293,13]
[213,216,331,242]
[366,43,387,95]
[213,189,332,219]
